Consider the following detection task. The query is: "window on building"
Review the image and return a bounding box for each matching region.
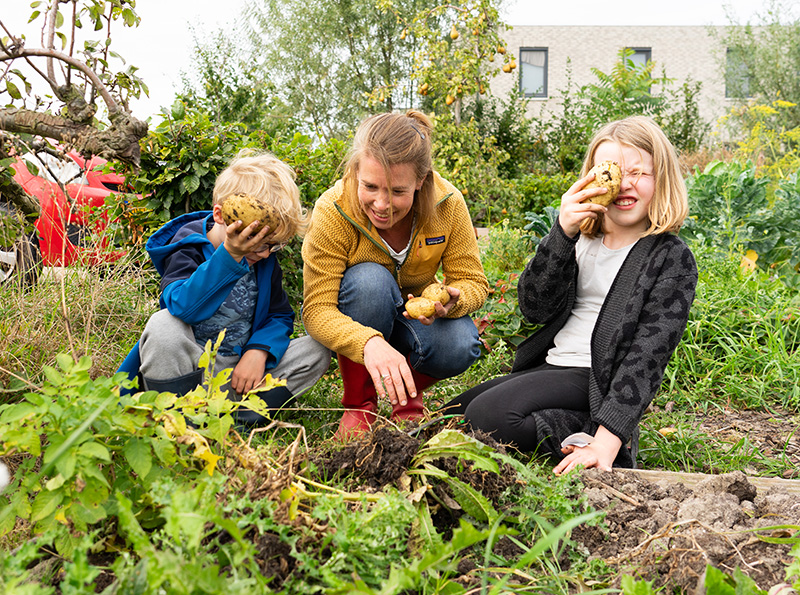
[726,48,752,98]
[520,48,548,98]
[627,47,652,69]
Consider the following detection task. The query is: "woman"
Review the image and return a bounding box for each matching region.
[444,115,698,472]
[302,110,489,440]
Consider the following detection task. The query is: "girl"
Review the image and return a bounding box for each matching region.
[302,110,488,440]
[444,115,697,472]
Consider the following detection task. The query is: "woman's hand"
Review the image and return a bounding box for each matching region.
[553,426,622,475]
[403,286,461,326]
[231,349,269,395]
[363,335,417,406]
[558,172,610,237]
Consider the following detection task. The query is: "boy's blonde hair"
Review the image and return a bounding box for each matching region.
[580,115,688,237]
[213,150,310,243]
[341,110,436,226]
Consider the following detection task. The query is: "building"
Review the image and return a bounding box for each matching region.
[490,25,743,130]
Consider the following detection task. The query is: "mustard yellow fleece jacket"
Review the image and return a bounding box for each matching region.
[301,173,489,363]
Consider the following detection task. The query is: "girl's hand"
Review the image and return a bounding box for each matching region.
[363,336,417,406]
[224,220,274,261]
[553,426,622,475]
[403,286,461,325]
[558,172,610,237]
[231,349,269,395]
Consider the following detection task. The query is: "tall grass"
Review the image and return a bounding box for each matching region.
[661,244,800,413]
[0,248,157,403]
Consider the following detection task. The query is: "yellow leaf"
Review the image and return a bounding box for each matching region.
[248,374,287,396]
[740,250,758,273]
[196,449,222,476]
[55,510,69,525]
[658,427,678,438]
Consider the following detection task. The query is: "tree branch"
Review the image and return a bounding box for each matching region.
[0,47,121,115]
[0,107,147,166]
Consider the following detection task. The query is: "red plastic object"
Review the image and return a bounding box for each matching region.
[10,151,131,267]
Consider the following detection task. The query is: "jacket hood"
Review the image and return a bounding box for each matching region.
[145,211,214,276]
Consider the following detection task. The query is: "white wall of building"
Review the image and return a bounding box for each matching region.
[490,25,736,130]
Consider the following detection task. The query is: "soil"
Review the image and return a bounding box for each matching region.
[309,408,800,593]
[18,407,800,593]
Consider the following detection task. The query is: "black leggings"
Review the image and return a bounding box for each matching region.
[442,364,590,452]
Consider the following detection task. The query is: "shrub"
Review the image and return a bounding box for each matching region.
[683,159,800,288]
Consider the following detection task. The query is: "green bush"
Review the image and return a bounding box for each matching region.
[124,101,246,227]
[510,171,574,218]
[683,160,800,288]
[432,111,516,226]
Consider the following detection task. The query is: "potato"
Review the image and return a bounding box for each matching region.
[581,160,622,206]
[220,193,280,234]
[421,282,450,306]
[405,297,436,319]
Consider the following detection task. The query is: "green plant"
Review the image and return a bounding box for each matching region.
[124,101,245,225]
[511,173,574,220]
[715,0,800,129]
[579,48,671,131]
[531,51,708,176]
[719,99,800,183]
[475,274,539,352]
[661,244,800,413]
[703,565,767,595]
[683,160,800,287]
[0,252,157,397]
[480,220,534,277]
[432,111,515,226]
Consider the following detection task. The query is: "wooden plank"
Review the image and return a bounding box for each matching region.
[623,468,800,496]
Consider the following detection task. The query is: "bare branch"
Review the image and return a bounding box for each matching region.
[1,47,121,114]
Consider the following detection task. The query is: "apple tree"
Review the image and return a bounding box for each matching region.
[0,0,148,215]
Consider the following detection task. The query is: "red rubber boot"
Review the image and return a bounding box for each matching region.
[334,354,378,441]
[391,362,438,422]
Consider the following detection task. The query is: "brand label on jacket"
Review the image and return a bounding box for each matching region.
[425,235,445,245]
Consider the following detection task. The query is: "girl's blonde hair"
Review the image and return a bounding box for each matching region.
[341,110,435,225]
[580,115,688,237]
[213,150,310,243]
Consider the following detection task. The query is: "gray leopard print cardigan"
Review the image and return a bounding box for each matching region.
[512,221,697,467]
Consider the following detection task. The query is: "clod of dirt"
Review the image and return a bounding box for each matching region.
[573,468,800,593]
[317,425,421,489]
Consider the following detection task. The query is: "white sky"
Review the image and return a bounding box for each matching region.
[2,0,780,121]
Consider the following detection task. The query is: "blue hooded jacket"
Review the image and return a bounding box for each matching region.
[117,211,294,386]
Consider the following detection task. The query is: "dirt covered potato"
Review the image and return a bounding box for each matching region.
[220,193,280,234]
[421,282,450,306]
[405,297,436,319]
[581,160,621,206]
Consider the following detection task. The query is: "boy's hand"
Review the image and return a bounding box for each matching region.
[231,349,270,395]
[224,220,274,261]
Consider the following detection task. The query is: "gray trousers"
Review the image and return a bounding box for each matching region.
[139,309,331,397]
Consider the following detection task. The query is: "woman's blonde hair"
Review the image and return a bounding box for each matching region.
[341,110,435,225]
[580,115,688,237]
[213,150,310,242]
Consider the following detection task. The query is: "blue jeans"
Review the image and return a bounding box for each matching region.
[338,263,482,378]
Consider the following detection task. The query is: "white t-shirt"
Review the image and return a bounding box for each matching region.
[379,220,416,265]
[546,234,634,367]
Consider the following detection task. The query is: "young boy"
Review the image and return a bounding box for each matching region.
[118,151,331,426]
